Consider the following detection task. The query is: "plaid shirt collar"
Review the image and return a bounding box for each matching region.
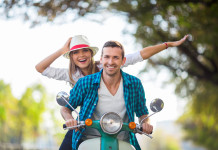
[93,69,131,87]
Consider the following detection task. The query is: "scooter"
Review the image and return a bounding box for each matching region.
[56,91,164,150]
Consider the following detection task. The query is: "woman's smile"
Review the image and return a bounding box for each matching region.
[71,48,92,69]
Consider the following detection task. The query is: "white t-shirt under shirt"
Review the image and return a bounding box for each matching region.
[82,77,129,142]
[41,51,143,83]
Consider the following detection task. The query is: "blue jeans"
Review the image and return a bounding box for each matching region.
[59,130,73,150]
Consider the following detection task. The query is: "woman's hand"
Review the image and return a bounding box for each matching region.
[169,34,189,47]
[61,37,72,54]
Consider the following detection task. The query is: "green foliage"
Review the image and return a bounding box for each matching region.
[0,0,104,26]
[16,84,46,143]
[0,79,67,147]
[48,105,66,145]
[165,136,181,150]
[177,81,218,150]
[0,80,47,144]
[0,80,18,142]
[146,129,182,150]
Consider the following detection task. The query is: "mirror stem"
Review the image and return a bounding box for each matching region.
[139,112,157,126]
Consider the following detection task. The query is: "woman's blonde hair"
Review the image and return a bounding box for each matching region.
[68,50,100,87]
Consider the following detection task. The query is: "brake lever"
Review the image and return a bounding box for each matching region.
[136,128,153,139]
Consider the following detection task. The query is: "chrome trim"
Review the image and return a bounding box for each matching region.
[100,112,123,134]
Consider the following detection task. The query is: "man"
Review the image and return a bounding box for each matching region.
[61,41,153,150]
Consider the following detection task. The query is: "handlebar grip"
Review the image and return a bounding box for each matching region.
[63,124,67,129]
[139,126,153,134]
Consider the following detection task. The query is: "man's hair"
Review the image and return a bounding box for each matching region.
[101,41,125,59]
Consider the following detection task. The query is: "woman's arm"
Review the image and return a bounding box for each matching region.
[35,37,72,73]
[140,35,189,60]
[123,35,189,67]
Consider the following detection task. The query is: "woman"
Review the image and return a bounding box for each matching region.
[35,34,188,150]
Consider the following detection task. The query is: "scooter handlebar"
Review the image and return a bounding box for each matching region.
[63,124,67,129]
[63,123,85,130]
[135,124,153,139]
[139,126,153,134]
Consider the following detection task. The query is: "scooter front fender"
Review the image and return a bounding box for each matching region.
[78,138,136,150]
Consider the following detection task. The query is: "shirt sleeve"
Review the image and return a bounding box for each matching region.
[66,78,84,110]
[41,66,71,82]
[135,80,149,117]
[122,51,143,68]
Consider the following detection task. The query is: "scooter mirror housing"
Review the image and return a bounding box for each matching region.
[56,91,69,106]
[150,98,164,112]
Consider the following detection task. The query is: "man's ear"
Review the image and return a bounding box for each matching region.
[122,57,126,66]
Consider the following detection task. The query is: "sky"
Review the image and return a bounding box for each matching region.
[0,16,187,124]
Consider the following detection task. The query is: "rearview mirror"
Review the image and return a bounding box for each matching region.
[56,91,69,106]
[150,98,164,112]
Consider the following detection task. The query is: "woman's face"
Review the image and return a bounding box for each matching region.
[70,48,92,70]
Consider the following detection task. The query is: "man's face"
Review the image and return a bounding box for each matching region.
[100,47,126,77]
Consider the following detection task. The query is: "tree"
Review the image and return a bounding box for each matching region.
[0,0,104,26]
[110,1,218,149]
[1,0,218,149]
[0,80,46,146]
[0,80,18,143]
[15,84,46,144]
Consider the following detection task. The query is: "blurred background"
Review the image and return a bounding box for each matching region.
[0,0,217,150]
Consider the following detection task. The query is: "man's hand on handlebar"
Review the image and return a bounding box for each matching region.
[141,122,153,134]
[66,119,79,132]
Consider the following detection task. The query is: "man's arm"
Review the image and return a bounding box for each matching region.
[60,106,78,130]
[139,115,153,134]
[61,78,85,131]
[61,106,73,121]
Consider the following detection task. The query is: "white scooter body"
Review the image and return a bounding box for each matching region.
[78,138,136,150]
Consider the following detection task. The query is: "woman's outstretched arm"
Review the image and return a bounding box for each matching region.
[140,35,189,60]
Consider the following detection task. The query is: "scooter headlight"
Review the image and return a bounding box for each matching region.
[100,112,123,134]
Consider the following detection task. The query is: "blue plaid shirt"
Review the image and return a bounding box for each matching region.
[67,69,149,150]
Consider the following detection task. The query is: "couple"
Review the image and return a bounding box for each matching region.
[36,35,188,150]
